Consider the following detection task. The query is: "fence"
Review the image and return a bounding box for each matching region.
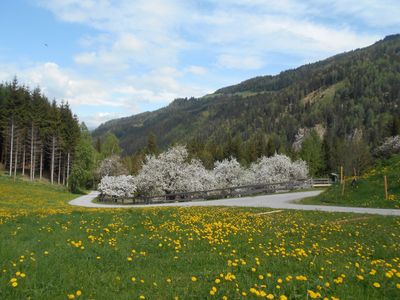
[310,178,332,187]
[98,179,312,205]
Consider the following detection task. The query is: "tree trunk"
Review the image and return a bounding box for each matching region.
[32,142,36,180]
[51,136,55,184]
[9,121,14,176]
[58,151,61,185]
[66,152,70,187]
[14,138,18,180]
[62,155,66,185]
[30,124,34,181]
[40,148,43,180]
[22,145,26,176]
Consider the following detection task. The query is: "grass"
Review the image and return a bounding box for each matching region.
[300,155,400,209]
[0,176,399,299]
[0,175,80,212]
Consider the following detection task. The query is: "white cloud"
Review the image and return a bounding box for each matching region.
[217,54,264,70]
[20,0,398,128]
[83,112,131,129]
[185,66,208,75]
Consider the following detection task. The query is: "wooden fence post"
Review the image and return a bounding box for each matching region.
[341,175,345,196]
[384,175,388,200]
[340,166,343,184]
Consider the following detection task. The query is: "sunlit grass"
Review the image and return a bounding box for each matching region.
[0,175,399,299]
[300,155,400,209]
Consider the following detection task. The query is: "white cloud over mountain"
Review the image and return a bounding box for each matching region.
[1,0,398,127]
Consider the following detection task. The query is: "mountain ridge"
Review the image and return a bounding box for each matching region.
[93,35,400,163]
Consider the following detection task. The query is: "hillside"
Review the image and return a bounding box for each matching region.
[93,35,400,168]
[300,154,400,209]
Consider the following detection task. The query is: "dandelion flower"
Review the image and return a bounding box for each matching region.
[373,282,380,288]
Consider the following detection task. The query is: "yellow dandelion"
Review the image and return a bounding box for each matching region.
[76,290,82,296]
[191,276,197,282]
[373,282,380,288]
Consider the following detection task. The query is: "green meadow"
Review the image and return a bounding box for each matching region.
[0,176,399,299]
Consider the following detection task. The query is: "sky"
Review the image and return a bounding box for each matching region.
[0,1,399,129]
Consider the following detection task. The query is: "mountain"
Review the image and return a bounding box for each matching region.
[93,35,400,165]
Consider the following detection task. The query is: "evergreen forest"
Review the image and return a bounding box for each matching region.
[93,35,400,176]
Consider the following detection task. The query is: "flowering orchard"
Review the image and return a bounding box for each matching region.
[98,146,309,197]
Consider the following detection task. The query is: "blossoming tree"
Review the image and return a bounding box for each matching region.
[98,175,136,197]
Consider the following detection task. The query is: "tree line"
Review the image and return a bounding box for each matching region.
[0,78,80,186]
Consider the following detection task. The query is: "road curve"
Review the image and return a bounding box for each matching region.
[69,190,400,216]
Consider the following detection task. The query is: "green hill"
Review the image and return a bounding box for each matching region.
[93,35,400,170]
[301,154,400,208]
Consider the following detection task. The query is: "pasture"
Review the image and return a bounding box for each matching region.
[0,176,399,299]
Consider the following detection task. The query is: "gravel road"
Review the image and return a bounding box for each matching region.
[68,190,400,216]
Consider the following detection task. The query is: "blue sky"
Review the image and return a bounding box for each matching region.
[0,0,399,128]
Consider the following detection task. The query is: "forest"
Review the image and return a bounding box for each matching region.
[93,35,400,176]
[0,78,81,187]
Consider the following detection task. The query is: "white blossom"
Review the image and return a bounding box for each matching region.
[135,145,215,195]
[101,146,309,198]
[249,154,308,184]
[96,155,128,178]
[212,157,248,188]
[374,135,400,157]
[98,175,136,197]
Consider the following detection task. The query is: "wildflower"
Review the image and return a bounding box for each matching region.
[373,282,380,288]
[307,290,321,299]
[356,275,364,280]
[67,294,75,299]
[191,276,197,282]
[369,269,376,275]
[76,290,82,296]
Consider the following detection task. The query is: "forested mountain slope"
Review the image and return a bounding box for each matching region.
[93,35,400,172]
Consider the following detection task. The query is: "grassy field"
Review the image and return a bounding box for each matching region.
[0,176,399,299]
[300,155,400,209]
